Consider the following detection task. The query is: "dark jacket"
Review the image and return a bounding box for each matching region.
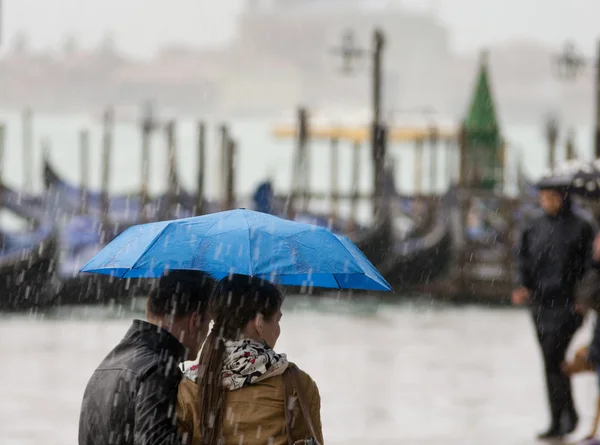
[79,320,188,445]
[517,203,596,308]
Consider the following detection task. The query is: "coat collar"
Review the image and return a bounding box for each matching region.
[125,319,187,364]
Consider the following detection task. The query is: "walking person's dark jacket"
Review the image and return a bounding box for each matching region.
[516,196,598,437]
[517,200,596,308]
[79,320,187,445]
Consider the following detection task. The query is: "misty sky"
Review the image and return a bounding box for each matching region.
[1,0,599,58]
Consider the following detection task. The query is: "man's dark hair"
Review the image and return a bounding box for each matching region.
[148,270,216,318]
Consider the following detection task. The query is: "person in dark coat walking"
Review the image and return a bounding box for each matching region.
[78,270,216,445]
[512,185,599,439]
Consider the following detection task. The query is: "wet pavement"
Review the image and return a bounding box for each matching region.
[0,298,597,445]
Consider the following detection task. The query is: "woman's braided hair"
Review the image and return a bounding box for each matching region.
[196,274,283,445]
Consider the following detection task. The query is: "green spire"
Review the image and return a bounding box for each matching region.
[464,50,501,147]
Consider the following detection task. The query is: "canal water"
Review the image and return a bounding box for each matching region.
[0,297,597,445]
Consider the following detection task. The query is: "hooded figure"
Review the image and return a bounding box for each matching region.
[512,183,599,439]
[253,181,275,214]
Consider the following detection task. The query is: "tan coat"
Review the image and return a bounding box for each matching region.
[177,365,323,445]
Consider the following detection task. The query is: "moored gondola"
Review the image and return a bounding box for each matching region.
[376,188,452,290]
[0,196,61,310]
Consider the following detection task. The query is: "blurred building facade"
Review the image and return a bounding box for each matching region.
[0,0,593,123]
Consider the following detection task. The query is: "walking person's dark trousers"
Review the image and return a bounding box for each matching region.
[532,306,583,428]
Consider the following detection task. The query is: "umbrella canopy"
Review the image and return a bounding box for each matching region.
[80,209,391,291]
[536,159,600,198]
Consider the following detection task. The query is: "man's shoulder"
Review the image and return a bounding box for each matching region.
[568,211,596,233]
[96,340,167,380]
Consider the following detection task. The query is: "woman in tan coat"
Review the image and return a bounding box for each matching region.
[177,274,323,445]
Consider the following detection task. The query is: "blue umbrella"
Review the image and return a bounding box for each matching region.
[80,209,391,291]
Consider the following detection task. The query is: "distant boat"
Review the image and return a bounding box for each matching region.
[376,185,452,289]
[0,194,61,310]
[0,180,145,305]
[53,215,149,305]
[43,158,177,222]
[43,156,227,222]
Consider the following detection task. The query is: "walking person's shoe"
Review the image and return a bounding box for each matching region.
[537,425,563,440]
[561,408,579,435]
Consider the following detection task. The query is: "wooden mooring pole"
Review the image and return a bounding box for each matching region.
[286,107,308,218]
[371,29,386,219]
[594,40,600,159]
[0,124,4,224]
[219,124,229,211]
[196,121,206,215]
[0,123,5,186]
[298,107,310,215]
[140,109,152,222]
[101,108,114,231]
[224,138,236,211]
[330,136,339,221]
[22,108,33,193]
[350,139,361,226]
[40,137,51,168]
[546,116,559,170]
[79,129,90,215]
[414,136,424,195]
[300,110,310,214]
[166,121,178,216]
[458,124,468,187]
[566,128,577,161]
[445,138,455,186]
[428,126,438,195]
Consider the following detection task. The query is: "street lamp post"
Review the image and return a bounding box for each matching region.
[553,40,600,158]
[332,28,388,220]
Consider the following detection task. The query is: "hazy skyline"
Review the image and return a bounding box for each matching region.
[1,0,599,58]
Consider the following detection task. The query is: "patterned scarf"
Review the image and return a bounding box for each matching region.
[182,338,289,391]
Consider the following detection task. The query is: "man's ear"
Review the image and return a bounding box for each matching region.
[145,298,151,320]
[188,311,201,332]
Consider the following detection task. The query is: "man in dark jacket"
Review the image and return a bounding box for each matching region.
[79,270,216,445]
[512,186,597,439]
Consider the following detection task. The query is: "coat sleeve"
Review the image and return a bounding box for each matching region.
[176,378,201,445]
[306,379,324,445]
[515,226,533,289]
[294,369,324,445]
[133,364,188,445]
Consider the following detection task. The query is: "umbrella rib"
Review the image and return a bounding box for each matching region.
[333,274,342,289]
[128,223,173,273]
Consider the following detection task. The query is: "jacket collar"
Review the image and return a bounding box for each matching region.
[544,207,572,221]
[125,319,187,364]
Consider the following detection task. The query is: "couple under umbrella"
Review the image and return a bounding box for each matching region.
[77,209,391,445]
